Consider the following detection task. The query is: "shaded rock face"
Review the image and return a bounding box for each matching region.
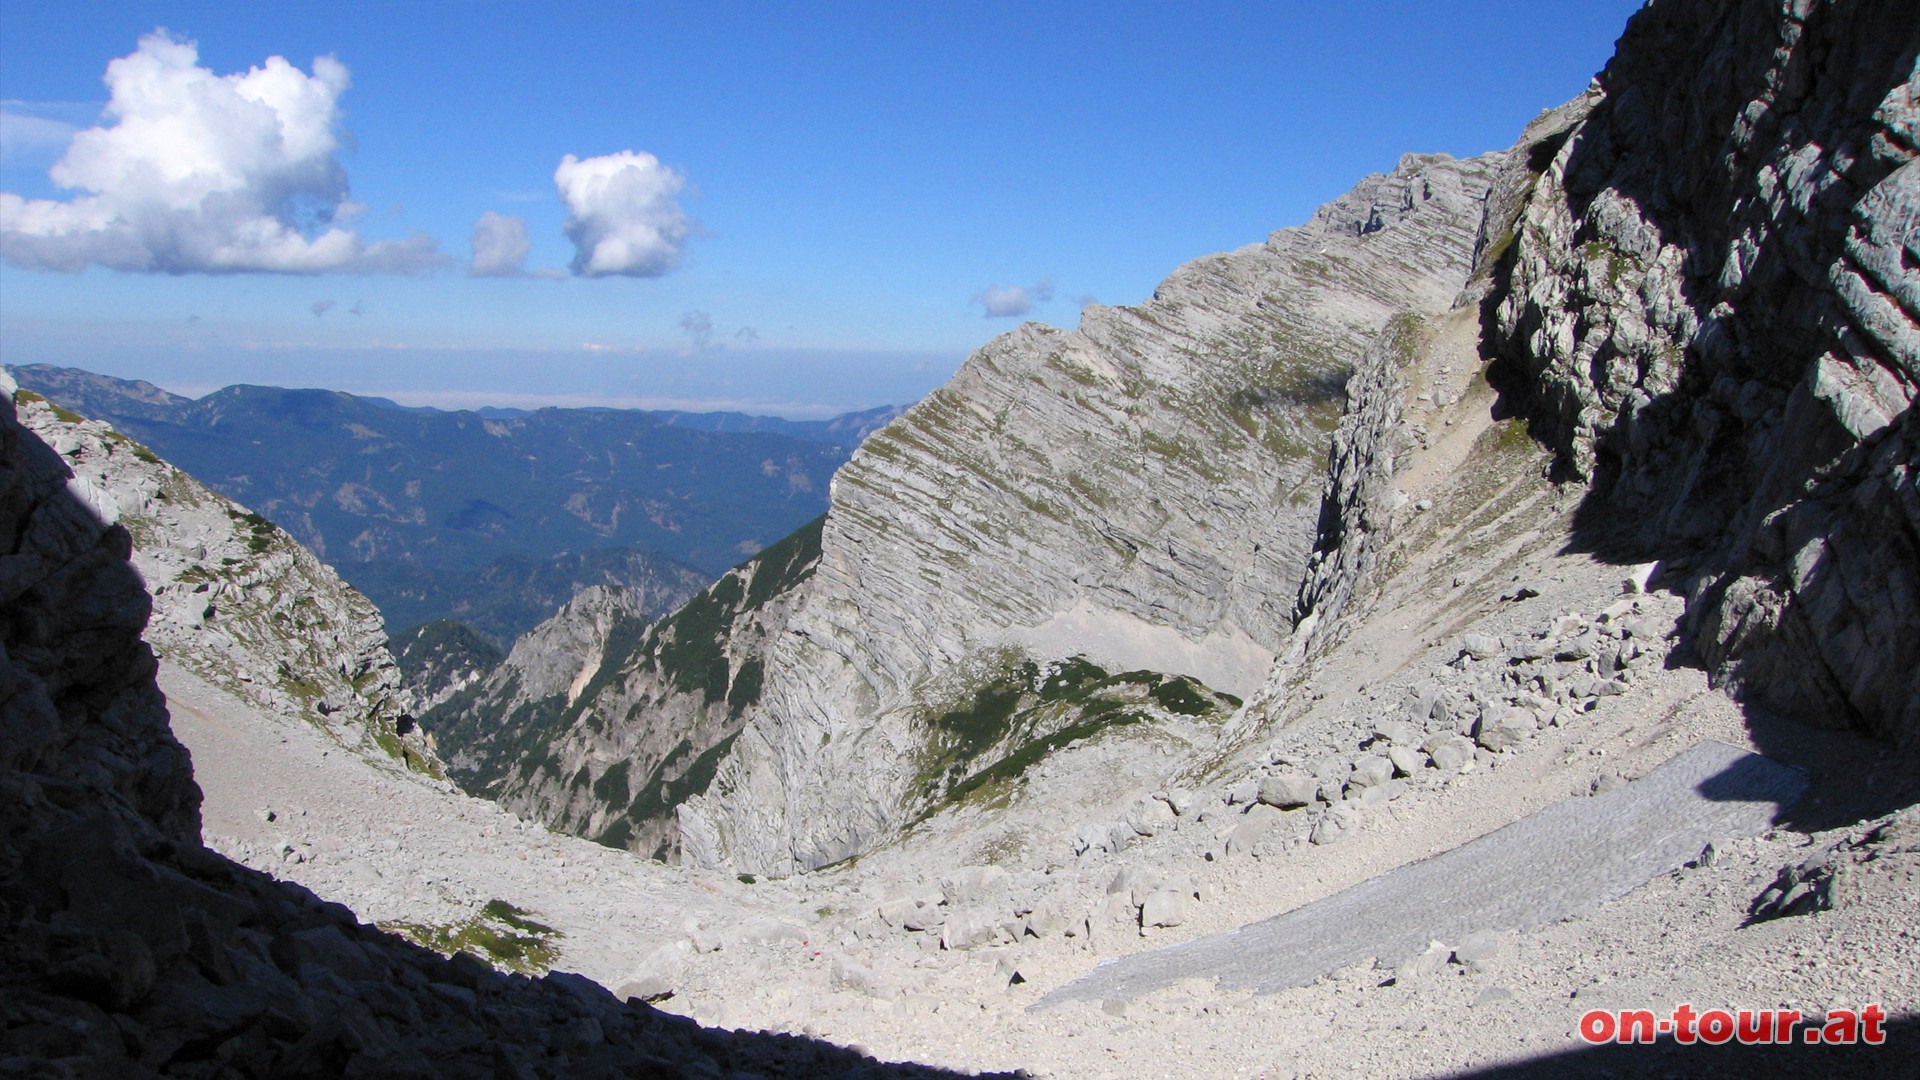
[679,152,1499,874]
[0,376,1000,1078]
[11,387,435,774]
[1485,0,1920,747]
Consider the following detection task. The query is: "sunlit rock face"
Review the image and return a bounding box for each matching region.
[677,151,1498,874]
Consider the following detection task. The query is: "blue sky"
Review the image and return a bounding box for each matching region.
[1,1,1643,416]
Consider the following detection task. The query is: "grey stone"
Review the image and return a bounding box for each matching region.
[940,864,1010,906]
[1473,707,1534,751]
[1424,734,1474,772]
[1461,633,1503,660]
[1348,754,1394,788]
[939,909,1000,951]
[1310,804,1361,846]
[1140,888,1192,928]
[1372,719,1421,746]
[1394,940,1454,982]
[1386,745,1428,777]
[1359,778,1408,806]
[1036,742,1808,1007]
[1451,930,1506,966]
[1257,772,1319,809]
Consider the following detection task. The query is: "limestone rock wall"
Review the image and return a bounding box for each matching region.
[12,382,435,773]
[680,152,1498,874]
[1485,0,1920,747]
[427,519,822,859]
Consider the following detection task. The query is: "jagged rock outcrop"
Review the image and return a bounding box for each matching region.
[0,367,1003,1078]
[11,380,436,773]
[1484,0,1920,748]
[672,152,1500,874]
[425,520,823,859]
[391,619,505,713]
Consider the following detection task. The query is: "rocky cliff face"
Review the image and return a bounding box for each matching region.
[668,152,1499,874]
[391,618,505,712]
[361,0,1917,884]
[424,519,824,859]
[10,380,436,774]
[1484,0,1920,748]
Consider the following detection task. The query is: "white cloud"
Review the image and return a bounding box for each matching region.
[554,150,691,277]
[0,31,443,274]
[469,210,530,277]
[973,278,1055,318]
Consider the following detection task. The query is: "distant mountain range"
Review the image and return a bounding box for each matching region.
[8,364,899,640]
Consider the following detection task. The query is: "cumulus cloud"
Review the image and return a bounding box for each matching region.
[469,210,530,277]
[973,278,1054,318]
[555,150,691,277]
[0,31,442,274]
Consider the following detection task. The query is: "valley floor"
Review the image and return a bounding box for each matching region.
[167,544,1920,1078]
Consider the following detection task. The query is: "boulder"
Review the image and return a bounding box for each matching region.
[1386,745,1427,777]
[1348,754,1395,788]
[1257,772,1319,809]
[1473,707,1534,751]
[940,864,1010,906]
[1140,888,1192,928]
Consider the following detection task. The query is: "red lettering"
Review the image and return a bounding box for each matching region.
[1736,1009,1770,1045]
[1578,1010,1615,1044]
[1775,1009,1801,1044]
[1671,1003,1699,1044]
[1697,1010,1735,1045]
[1862,1004,1887,1045]
[1619,1010,1657,1044]
[1823,1010,1858,1045]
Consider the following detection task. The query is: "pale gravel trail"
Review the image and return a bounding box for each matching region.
[1036,741,1807,1007]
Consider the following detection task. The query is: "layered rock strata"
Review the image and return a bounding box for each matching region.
[677,152,1499,873]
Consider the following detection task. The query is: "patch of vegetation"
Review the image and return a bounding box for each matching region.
[912,654,1238,818]
[602,732,740,850]
[15,387,88,424]
[596,817,633,850]
[646,574,742,700]
[392,618,504,692]
[726,656,764,714]
[741,514,825,611]
[227,507,279,554]
[592,759,630,806]
[1150,675,1228,715]
[382,899,562,975]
